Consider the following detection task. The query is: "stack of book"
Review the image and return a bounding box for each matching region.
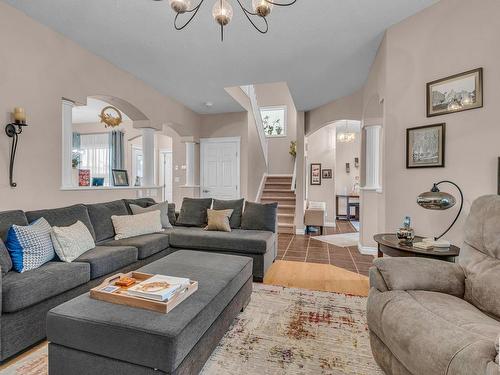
[126,275,191,302]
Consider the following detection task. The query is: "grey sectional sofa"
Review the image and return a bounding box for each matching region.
[367,195,500,375]
[0,197,277,362]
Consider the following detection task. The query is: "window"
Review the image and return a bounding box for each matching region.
[79,133,111,185]
[260,106,286,137]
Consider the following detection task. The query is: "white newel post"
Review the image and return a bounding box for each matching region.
[185,141,196,187]
[365,125,381,189]
[142,127,155,186]
[61,99,74,188]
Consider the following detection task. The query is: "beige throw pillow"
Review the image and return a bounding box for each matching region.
[130,202,173,229]
[50,221,95,262]
[205,209,234,232]
[112,211,163,240]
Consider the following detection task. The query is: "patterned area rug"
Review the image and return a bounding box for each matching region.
[0,284,381,375]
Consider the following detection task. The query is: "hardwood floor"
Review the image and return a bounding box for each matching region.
[264,220,374,296]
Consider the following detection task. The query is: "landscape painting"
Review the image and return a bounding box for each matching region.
[406,123,445,168]
[427,68,483,117]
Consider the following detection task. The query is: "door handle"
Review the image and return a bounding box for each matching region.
[203,190,210,193]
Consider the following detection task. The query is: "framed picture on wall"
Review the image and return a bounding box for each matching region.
[427,68,483,117]
[322,169,332,179]
[406,123,445,168]
[310,163,321,185]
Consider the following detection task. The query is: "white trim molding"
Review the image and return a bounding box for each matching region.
[255,173,268,202]
[295,227,305,235]
[358,242,378,256]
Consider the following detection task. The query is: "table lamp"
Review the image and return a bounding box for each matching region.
[416,180,463,248]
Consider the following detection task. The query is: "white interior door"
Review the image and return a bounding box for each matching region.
[200,137,240,199]
[159,150,173,202]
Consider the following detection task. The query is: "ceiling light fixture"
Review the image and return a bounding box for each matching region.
[337,120,356,143]
[156,0,297,41]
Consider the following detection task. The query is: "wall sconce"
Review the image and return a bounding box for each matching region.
[5,107,28,187]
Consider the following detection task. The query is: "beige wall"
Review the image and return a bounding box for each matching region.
[305,90,363,136]
[305,124,336,222]
[360,0,500,247]
[254,82,297,175]
[0,3,200,211]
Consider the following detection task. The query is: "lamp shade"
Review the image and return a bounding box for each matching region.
[417,190,456,210]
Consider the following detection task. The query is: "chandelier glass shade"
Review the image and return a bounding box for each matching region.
[157,0,297,41]
[337,120,356,143]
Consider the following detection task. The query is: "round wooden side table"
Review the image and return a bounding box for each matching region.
[373,233,460,262]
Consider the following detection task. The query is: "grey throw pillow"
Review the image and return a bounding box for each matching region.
[168,203,176,226]
[213,198,244,228]
[130,202,173,229]
[0,239,12,275]
[176,198,213,227]
[241,201,278,233]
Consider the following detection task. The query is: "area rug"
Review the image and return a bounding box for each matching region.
[0,284,381,375]
[313,232,360,248]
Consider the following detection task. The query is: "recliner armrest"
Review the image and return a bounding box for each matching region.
[370,257,465,298]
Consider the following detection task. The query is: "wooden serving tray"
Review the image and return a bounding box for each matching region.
[90,271,198,314]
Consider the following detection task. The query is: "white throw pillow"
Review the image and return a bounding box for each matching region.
[50,221,95,262]
[130,202,173,229]
[112,211,163,240]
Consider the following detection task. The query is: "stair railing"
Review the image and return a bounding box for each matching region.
[291,157,297,192]
[241,85,268,166]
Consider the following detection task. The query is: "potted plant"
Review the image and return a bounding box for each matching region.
[289,141,297,158]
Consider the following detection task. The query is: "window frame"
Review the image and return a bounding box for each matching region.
[260,105,287,138]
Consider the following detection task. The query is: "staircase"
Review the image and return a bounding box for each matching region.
[260,175,296,234]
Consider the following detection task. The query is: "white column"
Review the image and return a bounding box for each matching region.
[185,141,196,186]
[61,99,74,188]
[364,125,381,189]
[142,127,155,186]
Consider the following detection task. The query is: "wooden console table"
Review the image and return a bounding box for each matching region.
[373,233,460,262]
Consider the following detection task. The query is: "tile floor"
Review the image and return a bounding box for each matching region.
[277,221,375,276]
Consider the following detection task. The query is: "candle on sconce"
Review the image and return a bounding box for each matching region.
[13,107,26,124]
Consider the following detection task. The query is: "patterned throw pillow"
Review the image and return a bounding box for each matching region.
[5,218,55,273]
[111,211,163,240]
[51,221,96,262]
[205,209,234,232]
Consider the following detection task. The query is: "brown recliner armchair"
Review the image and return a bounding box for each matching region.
[367,195,500,375]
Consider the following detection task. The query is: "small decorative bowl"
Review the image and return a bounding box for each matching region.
[396,227,415,245]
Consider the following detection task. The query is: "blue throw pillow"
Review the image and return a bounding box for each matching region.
[5,218,55,273]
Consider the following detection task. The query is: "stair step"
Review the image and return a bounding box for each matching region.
[278,205,295,215]
[261,196,296,202]
[278,223,295,234]
[278,214,295,224]
[263,188,293,192]
[266,176,293,184]
[262,191,296,198]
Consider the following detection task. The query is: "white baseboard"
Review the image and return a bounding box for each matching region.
[295,228,305,235]
[267,174,293,177]
[358,243,378,256]
[255,173,268,202]
[324,221,336,228]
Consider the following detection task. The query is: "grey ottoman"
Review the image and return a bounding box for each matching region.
[47,250,253,375]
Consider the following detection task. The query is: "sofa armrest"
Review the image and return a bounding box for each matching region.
[370,257,465,298]
[496,335,499,365]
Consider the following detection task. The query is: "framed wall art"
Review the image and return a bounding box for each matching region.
[406,123,445,169]
[427,68,483,117]
[310,163,321,185]
[322,169,332,179]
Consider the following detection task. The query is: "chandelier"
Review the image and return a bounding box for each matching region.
[337,120,356,143]
[156,0,297,41]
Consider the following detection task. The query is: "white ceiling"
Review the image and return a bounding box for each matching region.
[72,98,131,124]
[4,0,437,114]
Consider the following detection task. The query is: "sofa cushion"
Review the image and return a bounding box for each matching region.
[241,201,278,233]
[367,289,500,375]
[0,239,13,275]
[46,250,252,373]
[51,221,96,262]
[168,203,176,226]
[104,233,169,259]
[169,227,274,255]
[176,198,212,227]
[0,210,28,242]
[86,200,129,243]
[213,198,244,228]
[130,201,172,229]
[74,246,138,279]
[25,204,96,241]
[2,261,90,313]
[123,198,156,214]
[6,218,55,273]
